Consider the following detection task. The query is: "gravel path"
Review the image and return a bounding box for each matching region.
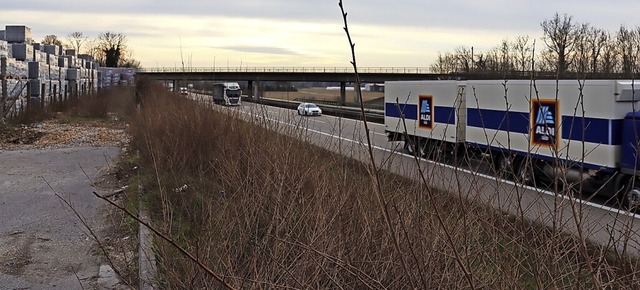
[0,119,131,289]
[0,146,123,289]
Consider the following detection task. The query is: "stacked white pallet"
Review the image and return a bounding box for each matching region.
[28,62,45,79]
[99,67,135,86]
[91,68,98,91]
[10,43,34,61]
[6,58,28,79]
[2,24,111,113]
[6,79,27,112]
[102,68,112,86]
[45,44,63,102]
[5,26,32,44]
[0,40,9,58]
[43,44,62,56]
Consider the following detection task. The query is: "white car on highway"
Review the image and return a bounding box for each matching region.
[297,103,322,116]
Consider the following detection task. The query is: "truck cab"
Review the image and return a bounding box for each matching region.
[212,82,242,106]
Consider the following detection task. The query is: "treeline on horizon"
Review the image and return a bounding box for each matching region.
[430,12,640,79]
[41,32,139,68]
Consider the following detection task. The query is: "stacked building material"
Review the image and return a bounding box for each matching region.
[5,26,32,44]
[1,24,134,118]
[99,67,135,87]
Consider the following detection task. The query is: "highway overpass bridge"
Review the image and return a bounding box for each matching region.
[136,67,463,103]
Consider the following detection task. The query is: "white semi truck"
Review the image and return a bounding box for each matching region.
[212,82,242,106]
[384,80,640,209]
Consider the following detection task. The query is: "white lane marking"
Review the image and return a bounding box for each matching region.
[326,114,385,127]
[240,109,639,220]
[307,118,326,124]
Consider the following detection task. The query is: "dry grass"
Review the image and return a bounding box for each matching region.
[126,82,640,289]
[5,85,136,126]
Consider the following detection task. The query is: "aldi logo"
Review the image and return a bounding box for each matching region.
[531,99,559,149]
[418,95,433,129]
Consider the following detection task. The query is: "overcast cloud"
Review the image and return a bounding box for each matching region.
[3,0,640,67]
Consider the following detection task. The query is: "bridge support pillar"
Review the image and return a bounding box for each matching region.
[172,80,177,93]
[254,81,261,99]
[339,82,346,106]
[247,81,254,99]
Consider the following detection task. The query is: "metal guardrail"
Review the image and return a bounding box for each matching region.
[187,90,384,123]
[138,67,433,74]
[246,97,384,123]
[292,98,384,111]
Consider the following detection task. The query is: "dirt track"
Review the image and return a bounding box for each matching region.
[0,146,123,289]
[0,120,131,289]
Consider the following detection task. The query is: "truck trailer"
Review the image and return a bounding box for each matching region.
[212,82,242,106]
[384,80,640,209]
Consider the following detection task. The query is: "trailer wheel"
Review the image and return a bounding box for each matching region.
[404,141,416,156]
[618,175,640,211]
[494,153,516,180]
[449,143,465,166]
[418,141,429,159]
[515,157,535,185]
[433,141,447,162]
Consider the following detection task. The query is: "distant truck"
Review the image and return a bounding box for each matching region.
[179,87,188,96]
[212,82,242,106]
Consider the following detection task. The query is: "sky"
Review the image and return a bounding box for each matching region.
[3,0,640,69]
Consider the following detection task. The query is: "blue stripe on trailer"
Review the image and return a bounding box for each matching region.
[561,116,622,145]
[467,108,623,146]
[385,103,456,124]
[434,106,456,125]
[385,103,418,120]
[611,119,624,146]
[466,108,529,134]
[389,104,623,145]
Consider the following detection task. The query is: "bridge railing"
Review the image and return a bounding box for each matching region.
[138,67,434,74]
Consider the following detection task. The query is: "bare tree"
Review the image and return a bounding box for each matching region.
[430,52,457,74]
[586,27,607,74]
[41,34,62,46]
[571,23,590,76]
[537,49,557,72]
[540,12,578,77]
[67,32,87,54]
[84,38,103,64]
[511,35,532,72]
[98,32,126,67]
[454,46,473,73]
[474,53,487,72]
[119,50,141,68]
[570,24,608,76]
[498,39,512,73]
[616,26,640,77]
[599,34,619,75]
[484,47,502,72]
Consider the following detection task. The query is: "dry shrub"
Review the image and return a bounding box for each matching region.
[129,84,640,289]
[7,85,136,125]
